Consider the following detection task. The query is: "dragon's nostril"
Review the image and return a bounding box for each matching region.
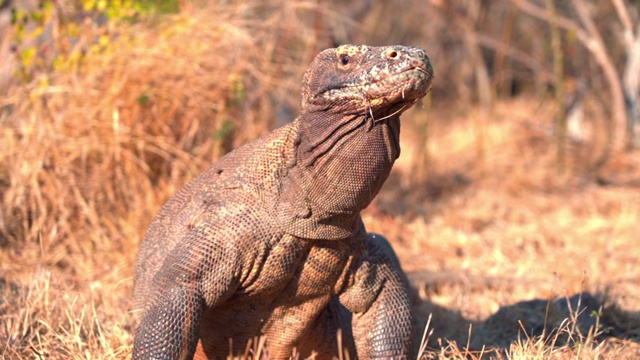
[388,50,398,58]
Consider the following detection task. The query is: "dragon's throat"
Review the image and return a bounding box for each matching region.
[301,116,400,217]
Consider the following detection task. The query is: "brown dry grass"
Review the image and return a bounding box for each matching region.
[1,2,640,360]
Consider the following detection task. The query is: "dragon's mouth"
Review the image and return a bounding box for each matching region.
[371,97,422,123]
[373,65,432,91]
[367,66,432,120]
[412,65,434,76]
[398,66,434,89]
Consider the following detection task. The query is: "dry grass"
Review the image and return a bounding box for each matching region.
[2,2,640,360]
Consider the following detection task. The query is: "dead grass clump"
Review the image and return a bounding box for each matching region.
[415,292,640,359]
[1,269,133,359]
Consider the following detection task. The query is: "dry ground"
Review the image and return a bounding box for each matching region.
[1,5,640,359]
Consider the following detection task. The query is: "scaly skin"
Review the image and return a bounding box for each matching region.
[133,44,433,359]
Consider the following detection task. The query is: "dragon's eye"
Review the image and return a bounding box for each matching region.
[339,54,349,65]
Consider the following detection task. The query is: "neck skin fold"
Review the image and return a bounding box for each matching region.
[296,111,401,218]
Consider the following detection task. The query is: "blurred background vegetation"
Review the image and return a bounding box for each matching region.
[1,0,640,358]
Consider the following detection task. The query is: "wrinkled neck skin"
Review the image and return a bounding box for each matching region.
[295,109,400,223]
[272,103,404,240]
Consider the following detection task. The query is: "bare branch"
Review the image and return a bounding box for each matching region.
[547,0,567,173]
[611,0,633,34]
[474,33,555,84]
[623,25,640,148]
[571,0,602,45]
[509,0,588,43]
[571,0,627,150]
[514,0,629,150]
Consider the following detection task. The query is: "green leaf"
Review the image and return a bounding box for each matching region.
[138,93,149,105]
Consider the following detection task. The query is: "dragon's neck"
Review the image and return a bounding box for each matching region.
[272,114,400,240]
[297,112,400,216]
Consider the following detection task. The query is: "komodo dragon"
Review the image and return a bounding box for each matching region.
[133,44,433,359]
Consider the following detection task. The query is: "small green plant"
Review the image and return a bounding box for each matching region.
[212,120,236,142]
